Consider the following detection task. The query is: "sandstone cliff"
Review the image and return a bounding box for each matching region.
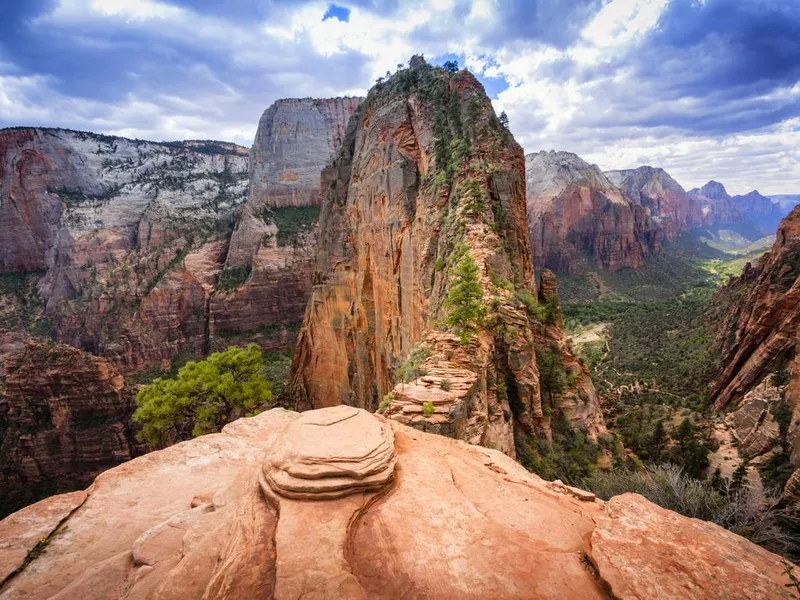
[285,59,605,457]
[0,407,792,599]
[688,180,747,227]
[216,97,361,340]
[710,206,800,409]
[526,151,662,272]
[0,128,251,372]
[0,343,137,518]
[605,165,702,241]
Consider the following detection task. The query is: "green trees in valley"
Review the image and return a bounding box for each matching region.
[133,344,273,447]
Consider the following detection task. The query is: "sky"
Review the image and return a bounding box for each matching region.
[0,0,798,195]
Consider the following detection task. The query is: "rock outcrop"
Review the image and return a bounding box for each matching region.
[0,343,136,518]
[0,407,793,599]
[247,97,363,210]
[0,128,251,372]
[710,206,800,409]
[285,58,605,455]
[605,166,702,241]
[526,151,662,272]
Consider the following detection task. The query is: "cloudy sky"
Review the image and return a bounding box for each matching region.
[1,0,798,194]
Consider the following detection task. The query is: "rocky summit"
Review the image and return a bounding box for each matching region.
[285,59,605,455]
[0,406,792,600]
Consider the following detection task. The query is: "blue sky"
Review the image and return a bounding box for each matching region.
[0,0,798,194]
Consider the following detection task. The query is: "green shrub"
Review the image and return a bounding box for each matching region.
[378,392,394,414]
[133,344,273,447]
[422,401,435,416]
[261,206,320,246]
[397,345,431,383]
[217,265,251,291]
[439,378,452,391]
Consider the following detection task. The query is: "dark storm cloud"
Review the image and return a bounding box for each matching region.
[613,0,800,133]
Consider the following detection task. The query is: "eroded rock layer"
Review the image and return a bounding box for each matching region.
[0,407,792,600]
[217,97,362,340]
[526,151,663,272]
[285,59,604,454]
[710,206,800,409]
[0,343,136,518]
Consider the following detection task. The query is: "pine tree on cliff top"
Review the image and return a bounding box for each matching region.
[444,252,486,343]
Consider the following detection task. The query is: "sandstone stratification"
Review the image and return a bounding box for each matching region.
[710,206,800,409]
[606,165,701,241]
[263,405,396,499]
[285,59,604,454]
[526,151,662,272]
[0,407,792,600]
[215,97,361,341]
[0,343,136,518]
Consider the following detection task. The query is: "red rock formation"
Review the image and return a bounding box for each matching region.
[285,60,605,454]
[211,98,361,343]
[0,407,792,599]
[0,343,136,518]
[710,206,800,409]
[606,165,702,241]
[526,151,663,272]
[688,180,748,227]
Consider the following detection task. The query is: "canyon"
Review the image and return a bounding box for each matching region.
[0,97,359,517]
[526,151,786,273]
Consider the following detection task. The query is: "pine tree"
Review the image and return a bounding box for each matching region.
[498,111,509,128]
[648,419,668,462]
[133,344,273,447]
[444,252,486,343]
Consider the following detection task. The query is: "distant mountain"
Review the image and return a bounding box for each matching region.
[526,151,662,272]
[606,166,702,240]
[770,194,800,213]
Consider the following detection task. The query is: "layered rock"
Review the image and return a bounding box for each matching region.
[246,97,363,210]
[215,97,361,341]
[605,165,702,241]
[285,59,605,455]
[0,407,793,599]
[526,151,662,272]
[0,343,136,518]
[0,127,251,372]
[688,180,747,227]
[710,206,800,409]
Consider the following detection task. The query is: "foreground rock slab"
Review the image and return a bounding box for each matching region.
[0,407,793,599]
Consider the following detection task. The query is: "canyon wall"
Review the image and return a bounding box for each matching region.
[526,151,663,272]
[0,343,137,518]
[285,59,605,456]
[709,206,800,499]
[215,97,361,339]
[605,165,702,241]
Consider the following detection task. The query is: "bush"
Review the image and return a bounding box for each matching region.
[422,401,435,416]
[217,265,251,291]
[397,345,431,383]
[133,344,273,447]
[583,464,800,558]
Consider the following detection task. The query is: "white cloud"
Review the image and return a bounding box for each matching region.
[8,0,800,194]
